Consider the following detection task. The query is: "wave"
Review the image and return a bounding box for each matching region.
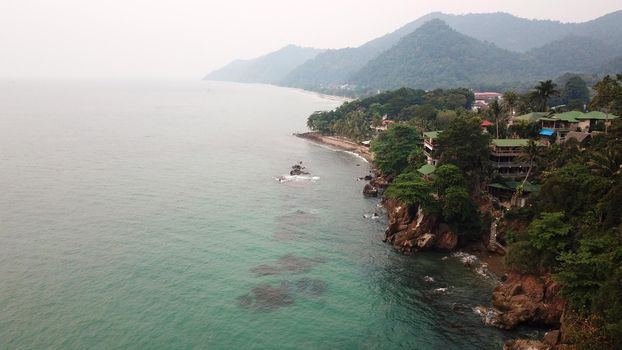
[274,175,320,183]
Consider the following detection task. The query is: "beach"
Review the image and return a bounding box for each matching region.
[294,132,374,163]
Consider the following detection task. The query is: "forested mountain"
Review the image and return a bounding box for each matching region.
[280,12,445,89]
[526,35,618,74]
[205,11,622,93]
[204,45,324,84]
[350,20,532,91]
[345,19,622,92]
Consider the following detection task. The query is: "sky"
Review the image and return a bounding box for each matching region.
[1,0,620,79]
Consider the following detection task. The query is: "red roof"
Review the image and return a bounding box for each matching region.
[480,120,494,127]
[475,92,503,99]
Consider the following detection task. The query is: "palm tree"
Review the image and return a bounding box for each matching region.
[502,91,518,119]
[513,140,541,203]
[489,99,503,139]
[534,80,560,112]
[586,146,622,178]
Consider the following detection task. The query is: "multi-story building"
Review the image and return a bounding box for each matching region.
[539,111,619,143]
[490,139,541,179]
[423,131,441,166]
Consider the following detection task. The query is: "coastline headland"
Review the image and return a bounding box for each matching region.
[294,132,373,163]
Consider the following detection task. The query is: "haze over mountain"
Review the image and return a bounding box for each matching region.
[205,45,324,84]
[205,10,622,94]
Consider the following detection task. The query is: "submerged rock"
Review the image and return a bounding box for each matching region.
[278,254,326,273]
[250,254,326,276]
[238,282,294,310]
[296,278,326,297]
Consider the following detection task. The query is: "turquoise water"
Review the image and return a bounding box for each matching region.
[0,80,528,349]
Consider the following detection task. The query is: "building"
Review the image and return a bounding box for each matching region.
[538,111,619,144]
[423,131,442,166]
[472,92,503,111]
[371,118,395,132]
[490,139,542,179]
[417,164,436,180]
[488,181,541,208]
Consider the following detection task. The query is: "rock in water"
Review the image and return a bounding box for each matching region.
[503,339,551,350]
[363,183,378,197]
[489,273,564,330]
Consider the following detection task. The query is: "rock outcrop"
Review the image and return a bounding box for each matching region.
[487,273,565,330]
[362,183,379,197]
[382,198,459,253]
[503,339,551,350]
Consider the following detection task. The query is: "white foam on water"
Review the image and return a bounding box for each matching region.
[343,151,369,163]
[274,175,320,183]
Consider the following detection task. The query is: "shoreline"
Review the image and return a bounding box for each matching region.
[202,79,354,103]
[294,132,374,163]
[295,131,507,275]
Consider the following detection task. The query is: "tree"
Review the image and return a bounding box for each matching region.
[385,172,434,210]
[518,140,542,189]
[562,76,590,111]
[433,164,467,193]
[534,80,561,112]
[370,124,421,175]
[503,90,519,118]
[590,74,622,118]
[437,117,491,186]
[489,99,503,138]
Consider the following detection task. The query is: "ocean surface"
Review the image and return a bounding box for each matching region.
[0,80,535,349]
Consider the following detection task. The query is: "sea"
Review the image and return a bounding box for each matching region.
[0,80,537,349]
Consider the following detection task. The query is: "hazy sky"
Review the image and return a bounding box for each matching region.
[1,0,620,79]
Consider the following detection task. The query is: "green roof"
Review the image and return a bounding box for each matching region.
[491,139,531,147]
[417,164,436,176]
[423,131,441,139]
[539,111,620,123]
[548,111,584,123]
[489,181,541,193]
[514,112,549,123]
[575,111,620,120]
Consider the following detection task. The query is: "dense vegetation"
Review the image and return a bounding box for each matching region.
[306,87,474,141]
[503,122,622,348]
[352,20,622,92]
[306,74,622,348]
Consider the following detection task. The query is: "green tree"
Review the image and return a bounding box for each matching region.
[528,212,572,268]
[489,99,503,138]
[562,76,590,111]
[590,74,622,118]
[385,172,434,210]
[437,117,491,186]
[502,90,519,118]
[371,124,421,175]
[534,80,561,112]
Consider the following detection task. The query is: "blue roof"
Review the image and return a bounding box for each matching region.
[539,128,555,136]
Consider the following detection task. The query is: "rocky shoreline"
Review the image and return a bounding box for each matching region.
[296,132,570,349]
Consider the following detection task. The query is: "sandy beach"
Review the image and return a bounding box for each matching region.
[294,132,374,163]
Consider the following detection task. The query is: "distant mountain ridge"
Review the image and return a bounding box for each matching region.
[204,45,324,84]
[204,10,622,93]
